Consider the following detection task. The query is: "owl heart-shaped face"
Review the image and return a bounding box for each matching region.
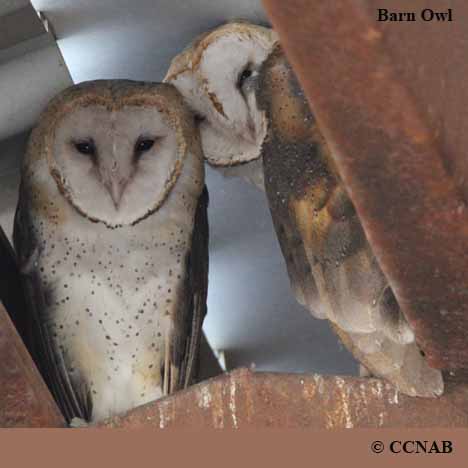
[42,81,196,228]
[165,22,278,168]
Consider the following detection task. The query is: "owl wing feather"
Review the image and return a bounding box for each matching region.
[166,186,209,393]
[13,189,91,422]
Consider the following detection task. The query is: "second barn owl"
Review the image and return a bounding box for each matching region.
[165,20,278,190]
[14,80,209,423]
[165,22,443,397]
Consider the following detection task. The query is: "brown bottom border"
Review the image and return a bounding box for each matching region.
[0,429,466,468]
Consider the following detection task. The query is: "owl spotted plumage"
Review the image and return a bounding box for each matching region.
[257,46,443,397]
[14,80,209,423]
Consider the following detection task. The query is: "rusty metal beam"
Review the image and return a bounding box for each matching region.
[99,368,468,428]
[262,0,468,369]
[0,302,65,427]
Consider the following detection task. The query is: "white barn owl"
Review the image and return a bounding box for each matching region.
[164,21,278,190]
[14,80,209,423]
[256,46,443,397]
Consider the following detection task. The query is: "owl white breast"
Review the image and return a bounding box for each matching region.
[14,80,209,423]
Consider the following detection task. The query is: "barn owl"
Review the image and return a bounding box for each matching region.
[165,23,443,396]
[14,80,209,423]
[165,21,315,309]
[256,46,443,397]
[164,21,278,190]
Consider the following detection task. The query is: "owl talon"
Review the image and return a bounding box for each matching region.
[69,417,89,428]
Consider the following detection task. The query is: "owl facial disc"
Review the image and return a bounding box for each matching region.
[165,21,278,168]
[42,81,194,228]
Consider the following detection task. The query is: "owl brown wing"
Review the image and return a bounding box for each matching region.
[166,186,209,394]
[13,190,91,422]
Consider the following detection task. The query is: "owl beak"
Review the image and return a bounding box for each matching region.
[245,116,257,144]
[106,178,127,209]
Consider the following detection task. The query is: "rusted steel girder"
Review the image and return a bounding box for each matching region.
[99,368,468,428]
[262,0,468,369]
[0,302,65,427]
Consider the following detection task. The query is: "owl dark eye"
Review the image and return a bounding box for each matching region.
[135,138,155,154]
[194,114,206,124]
[238,67,253,89]
[73,140,96,156]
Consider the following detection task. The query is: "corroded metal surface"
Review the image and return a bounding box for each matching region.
[99,368,468,428]
[262,0,468,369]
[0,302,65,428]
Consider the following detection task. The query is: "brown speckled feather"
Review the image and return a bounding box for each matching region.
[258,45,443,397]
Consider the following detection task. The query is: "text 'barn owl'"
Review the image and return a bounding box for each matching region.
[14,80,209,423]
[165,20,278,190]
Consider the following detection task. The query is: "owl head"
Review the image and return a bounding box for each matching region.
[164,21,278,168]
[26,80,202,228]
